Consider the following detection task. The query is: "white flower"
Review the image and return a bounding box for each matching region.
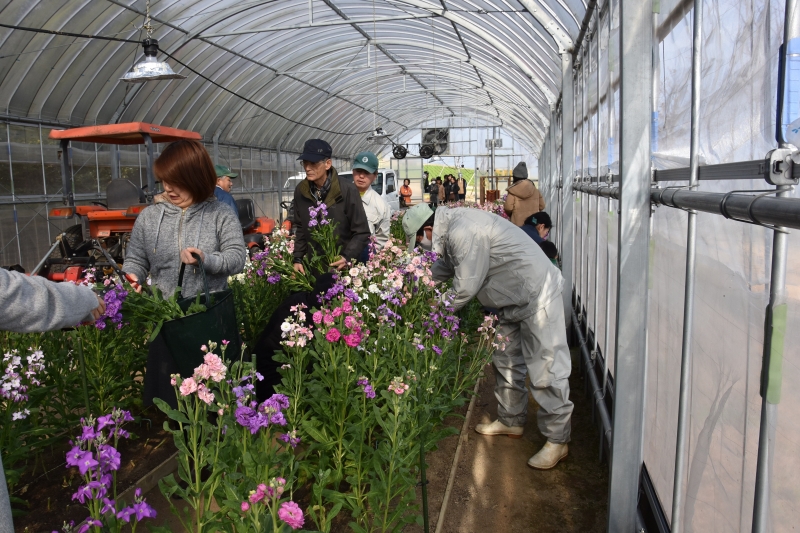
[280,322,292,333]
[12,409,29,420]
[349,267,359,277]
[368,284,380,294]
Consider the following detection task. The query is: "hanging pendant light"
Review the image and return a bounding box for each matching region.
[121,38,186,83]
[120,0,185,83]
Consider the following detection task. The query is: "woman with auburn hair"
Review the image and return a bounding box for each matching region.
[123,140,246,408]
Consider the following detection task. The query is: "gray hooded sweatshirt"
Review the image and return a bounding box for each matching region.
[429,206,563,322]
[123,197,246,298]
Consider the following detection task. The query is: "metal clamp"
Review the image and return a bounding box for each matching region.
[719,189,789,233]
[766,148,797,186]
[653,185,697,214]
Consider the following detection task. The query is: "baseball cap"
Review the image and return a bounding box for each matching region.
[402,204,434,246]
[297,139,333,162]
[214,164,238,178]
[352,151,378,173]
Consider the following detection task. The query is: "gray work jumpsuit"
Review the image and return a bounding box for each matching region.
[429,207,573,443]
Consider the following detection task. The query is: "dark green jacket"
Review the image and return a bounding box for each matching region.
[292,167,371,263]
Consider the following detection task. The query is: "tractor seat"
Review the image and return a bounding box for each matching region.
[106,179,146,209]
[236,199,255,231]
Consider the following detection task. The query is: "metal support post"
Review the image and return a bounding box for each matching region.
[212,134,220,165]
[277,145,284,222]
[141,133,156,201]
[59,139,74,208]
[752,2,797,528]
[671,0,703,530]
[578,60,585,311]
[607,0,653,530]
[592,17,602,363]
[561,53,575,326]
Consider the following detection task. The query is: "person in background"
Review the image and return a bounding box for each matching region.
[423,170,430,196]
[503,162,545,227]
[291,139,370,274]
[351,151,392,262]
[400,178,413,208]
[436,177,446,206]
[445,175,458,202]
[520,211,552,244]
[429,175,440,208]
[456,173,467,201]
[214,164,239,214]
[539,241,560,268]
[123,140,247,409]
[402,203,572,470]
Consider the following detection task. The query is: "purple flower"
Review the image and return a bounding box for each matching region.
[343,289,360,302]
[364,385,376,399]
[132,500,157,519]
[267,273,281,284]
[66,446,84,467]
[100,497,116,514]
[97,444,121,472]
[116,506,136,522]
[279,431,301,448]
[269,412,287,426]
[79,425,96,442]
[432,345,443,356]
[75,451,98,475]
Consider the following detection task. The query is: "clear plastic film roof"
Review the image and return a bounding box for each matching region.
[0,0,590,158]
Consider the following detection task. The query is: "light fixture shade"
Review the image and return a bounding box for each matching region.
[121,39,186,83]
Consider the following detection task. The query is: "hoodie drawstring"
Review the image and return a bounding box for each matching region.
[153,207,166,253]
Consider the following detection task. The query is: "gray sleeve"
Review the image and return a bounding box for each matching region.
[122,210,151,283]
[442,225,491,312]
[0,268,99,332]
[202,207,247,276]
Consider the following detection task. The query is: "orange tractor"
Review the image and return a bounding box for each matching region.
[32,122,275,282]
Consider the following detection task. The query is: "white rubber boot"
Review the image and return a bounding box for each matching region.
[474,419,524,439]
[527,441,568,470]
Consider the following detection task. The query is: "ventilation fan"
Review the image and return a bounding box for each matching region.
[392,145,408,159]
[419,128,449,159]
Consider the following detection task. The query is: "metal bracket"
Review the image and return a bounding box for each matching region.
[719,189,789,233]
[766,148,797,186]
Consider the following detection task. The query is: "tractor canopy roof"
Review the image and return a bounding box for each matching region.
[48,122,202,145]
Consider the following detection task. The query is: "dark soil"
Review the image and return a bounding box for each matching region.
[14,405,177,533]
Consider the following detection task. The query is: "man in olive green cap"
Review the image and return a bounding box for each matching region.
[214,164,238,213]
[352,151,392,262]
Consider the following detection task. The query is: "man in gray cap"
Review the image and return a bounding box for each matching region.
[351,150,392,261]
[292,139,370,273]
[402,203,573,470]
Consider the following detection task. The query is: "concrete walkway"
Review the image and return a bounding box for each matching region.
[438,349,609,533]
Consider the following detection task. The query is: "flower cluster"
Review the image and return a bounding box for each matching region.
[95,284,128,330]
[240,477,305,530]
[173,346,227,405]
[357,376,376,399]
[280,304,314,348]
[387,376,410,395]
[62,409,156,531]
[1,347,45,420]
[235,393,289,435]
[279,428,302,448]
[307,203,330,227]
[316,298,366,348]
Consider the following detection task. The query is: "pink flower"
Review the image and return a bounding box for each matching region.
[312,311,323,324]
[179,377,197,396]
[241,501,250,512]
[332,307,343,318]
[170,377,177,386]
[203,353,227,382]
[325,328,341,342]
[200,345,208,353]
[279,501,305,530]
[197,384,214,405]
[344,316,357,329]
[323,314,334,325]
[342,300,353,312]
[343,333,361,348]
[194,364,211,381]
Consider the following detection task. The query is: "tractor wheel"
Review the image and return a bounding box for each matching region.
[50,224,85,259]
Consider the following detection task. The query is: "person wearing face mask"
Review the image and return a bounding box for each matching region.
[123,140,247,408]
[402,203,573,470]
[520,211,552,244]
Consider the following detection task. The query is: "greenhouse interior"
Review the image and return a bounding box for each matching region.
[0,0,798,532]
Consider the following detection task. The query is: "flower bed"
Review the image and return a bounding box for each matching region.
[5,203,501,532]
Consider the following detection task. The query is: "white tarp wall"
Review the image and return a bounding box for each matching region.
[563,0,799,531]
